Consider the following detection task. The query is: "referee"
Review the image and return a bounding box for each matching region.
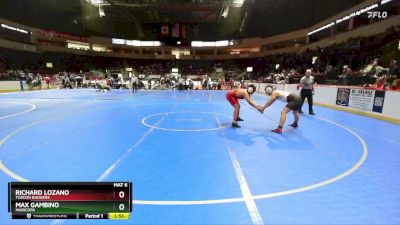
[298,69,315,115]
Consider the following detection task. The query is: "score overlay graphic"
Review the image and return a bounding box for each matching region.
[8,182,132,220]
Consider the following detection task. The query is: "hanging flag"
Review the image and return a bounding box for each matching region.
[180,23,187,40]
[172,23,180,38]
[161,24,169,36]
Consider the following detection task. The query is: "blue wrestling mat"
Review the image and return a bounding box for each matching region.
[0,89,399,225]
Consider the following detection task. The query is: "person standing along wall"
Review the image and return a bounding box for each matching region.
[26,73,33,90]
[131,75,138,92]
[44,75,51,89]
[18,70,25,91]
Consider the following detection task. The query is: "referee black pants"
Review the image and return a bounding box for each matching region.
[300,89,314,113]
[132,83,137,92]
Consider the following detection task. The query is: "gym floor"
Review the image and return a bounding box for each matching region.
[0,89,399,225]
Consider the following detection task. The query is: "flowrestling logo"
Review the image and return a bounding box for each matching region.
[367,11,388,19]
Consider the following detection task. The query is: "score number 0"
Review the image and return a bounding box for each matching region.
[118,191,126,211]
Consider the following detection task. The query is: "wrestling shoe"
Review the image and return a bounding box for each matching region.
[289,122,298,128]
[271,127,283,133]
[237,117,244,121]
[232,122,241,128]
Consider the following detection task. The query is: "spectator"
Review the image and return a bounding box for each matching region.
[229,78,234,90]
[18,70,26,91]
[389,79,400,91]
[44,75,51,89]
[202,77,207,90]
[388,59,399,78]
[32,74,42,90]
[338,65,352,85]
[131,75,138,93]
[26,73,33,90]
[63,75,73,89]
[75,74,82,88]
[363,58,388,78]
[178,77,184,91]
[366,77,386,90]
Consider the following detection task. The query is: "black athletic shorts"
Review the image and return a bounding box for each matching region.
[285,94,302,110]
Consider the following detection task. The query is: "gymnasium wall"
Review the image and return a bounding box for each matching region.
[0,81,20,91]
[1,81,399,123]
[250,83,400,123]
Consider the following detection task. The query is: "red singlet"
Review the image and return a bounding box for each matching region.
[226,90,244,106]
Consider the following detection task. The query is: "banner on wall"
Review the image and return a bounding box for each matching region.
[35,29,87,42]
[336,88,385,113]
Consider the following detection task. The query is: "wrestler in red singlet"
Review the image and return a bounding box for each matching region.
[225,84,262,128]
[226,89,244,106]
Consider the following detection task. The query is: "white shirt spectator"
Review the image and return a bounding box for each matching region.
[131,76,138,84]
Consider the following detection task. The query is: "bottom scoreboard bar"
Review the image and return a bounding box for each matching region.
[12,212,130,220]
[12,213,81,219]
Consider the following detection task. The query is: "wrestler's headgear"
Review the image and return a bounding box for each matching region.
[265,85,275,95]
[247,84,256,94]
